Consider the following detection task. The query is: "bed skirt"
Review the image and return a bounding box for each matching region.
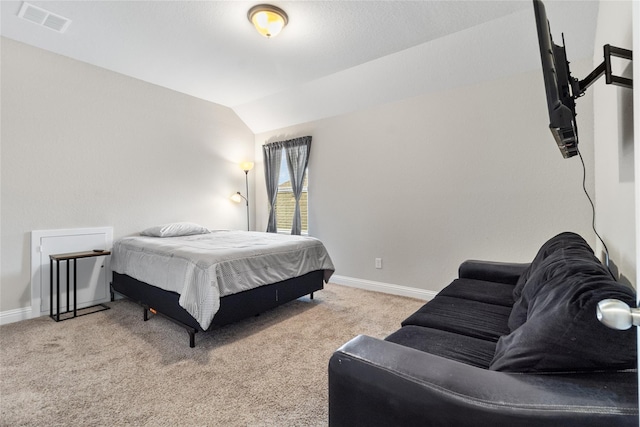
[111,270,324,345]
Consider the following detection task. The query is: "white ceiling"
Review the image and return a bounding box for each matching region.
[0,1,599,133]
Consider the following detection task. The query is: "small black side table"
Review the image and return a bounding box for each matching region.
[49,250,111,322]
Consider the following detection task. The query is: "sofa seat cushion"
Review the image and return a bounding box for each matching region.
[401,296,511,342]
[438,278,515,307]
[385,325,497,369]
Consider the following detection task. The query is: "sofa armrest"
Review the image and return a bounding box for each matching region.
[329,335,638,427]
[458,260,530,285]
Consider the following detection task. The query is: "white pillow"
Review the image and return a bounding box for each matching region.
[140,222,210,238]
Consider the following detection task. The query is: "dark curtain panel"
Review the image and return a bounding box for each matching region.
[283,136,312,235]
[262,142,283,233]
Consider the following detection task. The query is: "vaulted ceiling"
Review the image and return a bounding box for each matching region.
[0,1,599,133]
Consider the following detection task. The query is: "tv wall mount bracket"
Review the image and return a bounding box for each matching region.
[574,44,632,98]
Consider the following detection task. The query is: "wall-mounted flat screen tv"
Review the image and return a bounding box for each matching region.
[533,0,579,158]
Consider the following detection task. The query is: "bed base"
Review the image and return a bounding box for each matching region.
[111,270,324,348]
[142,304,199,347]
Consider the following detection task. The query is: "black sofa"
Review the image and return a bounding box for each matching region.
[329,232,638,426]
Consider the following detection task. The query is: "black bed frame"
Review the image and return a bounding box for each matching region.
[110,270,324,348]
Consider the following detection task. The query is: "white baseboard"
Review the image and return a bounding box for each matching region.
[2,278,432,325]
[330,275,436,301]
[0,306,33,325]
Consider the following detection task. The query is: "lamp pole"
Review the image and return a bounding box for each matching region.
[240,162,254,231]
[244,169,250,231]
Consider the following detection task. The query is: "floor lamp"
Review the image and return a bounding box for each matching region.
[233,161,253,231]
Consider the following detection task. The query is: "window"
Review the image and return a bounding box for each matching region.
[263,136,311,235]
[275,156,308,234]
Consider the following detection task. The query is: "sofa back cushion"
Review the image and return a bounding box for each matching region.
[512,232,593,302]
[509,232,596,332]
[490,249,637,373]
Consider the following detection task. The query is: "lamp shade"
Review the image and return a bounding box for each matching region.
[231,192,245,203]
[240,161,254,172]
[248,5,288,38]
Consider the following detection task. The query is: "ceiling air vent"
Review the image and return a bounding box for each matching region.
[18,2,71,33]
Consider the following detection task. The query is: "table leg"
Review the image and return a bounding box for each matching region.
[66,260,70,316]
[56,259,60,322]
[73,259,77,318]
[49,258,53,319]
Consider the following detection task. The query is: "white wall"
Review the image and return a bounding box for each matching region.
[0,38,255,312]
[254,62,597,294]
[593,1,636,287]
[635,0,640,292]
[4,0,634,314]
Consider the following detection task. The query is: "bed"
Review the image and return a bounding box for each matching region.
[110,223,335,347]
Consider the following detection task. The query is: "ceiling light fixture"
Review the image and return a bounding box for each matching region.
[247,4,288,39]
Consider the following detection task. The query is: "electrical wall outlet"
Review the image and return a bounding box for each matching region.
[375,258,382,269]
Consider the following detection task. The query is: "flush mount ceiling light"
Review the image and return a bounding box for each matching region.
[247,4,288,38]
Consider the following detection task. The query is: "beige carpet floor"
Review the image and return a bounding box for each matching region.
[0,283,424,426]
